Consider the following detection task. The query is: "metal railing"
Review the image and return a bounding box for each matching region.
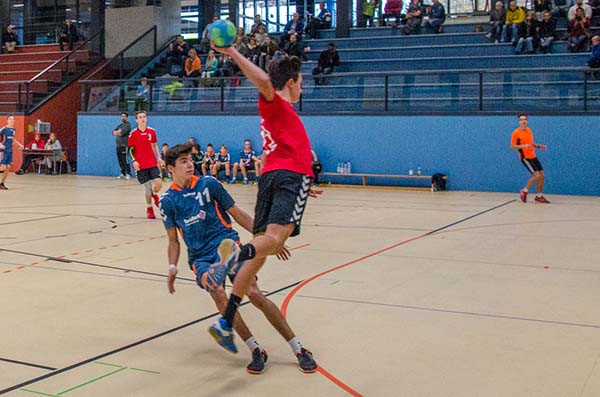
[15,29,104,114]
[86,26,158,82]
[80,67,600,114]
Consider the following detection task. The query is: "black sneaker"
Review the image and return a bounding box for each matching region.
[0,183,7,190]
[15,170,24,175]
[296,348,317,373]
[246,348,268,375]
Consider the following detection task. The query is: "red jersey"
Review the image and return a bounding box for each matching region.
[128,126,158,170]
[258,94,314,177]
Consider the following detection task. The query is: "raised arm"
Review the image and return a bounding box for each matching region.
[211,43,275,101]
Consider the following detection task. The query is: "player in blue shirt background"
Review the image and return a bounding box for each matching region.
[0,114,24,190]
[159,143,317,374]
[231,139,262,185]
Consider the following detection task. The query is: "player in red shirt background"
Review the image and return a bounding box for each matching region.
[207,43,321,372]
[128,110,164,219]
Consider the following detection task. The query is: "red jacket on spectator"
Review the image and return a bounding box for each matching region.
[385,0,403,14]
[25,135,45,149]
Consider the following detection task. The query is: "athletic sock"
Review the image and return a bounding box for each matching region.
[245,336,260,352]
[288,337,303,355]
[238,243,256,262]
[224,294,242,329]
[523,187,528,192]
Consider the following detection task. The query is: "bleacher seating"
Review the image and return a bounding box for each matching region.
[86,19,600,114]
[0,43,94,112]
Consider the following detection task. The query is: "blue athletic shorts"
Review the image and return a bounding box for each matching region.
[0,151,12,165]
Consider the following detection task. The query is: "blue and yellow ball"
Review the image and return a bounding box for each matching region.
[209,20,237,48]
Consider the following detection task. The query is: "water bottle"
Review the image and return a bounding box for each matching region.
[417,166,422,176]
[344,162,349,174]
[347,161,352,174]
[408,164,414,176]
[337,162,341,173]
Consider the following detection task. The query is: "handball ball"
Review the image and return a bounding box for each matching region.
[209,20,237,48]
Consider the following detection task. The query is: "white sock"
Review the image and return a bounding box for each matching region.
[288,337,303,355]
[245,336,260,352]
[523,187,528,192]
[147,204,152,208]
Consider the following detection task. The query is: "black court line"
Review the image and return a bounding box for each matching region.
[0,215,69,227]
[0,281,301,395]
[425,199,516,235]
[0,248,197,283]
[0,358,56,371]
[292,294,600,330]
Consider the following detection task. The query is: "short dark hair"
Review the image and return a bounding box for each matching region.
[120,112,128,117]
[135,110,146,117]
[165,143,193,168]
[244,139,251,143]
[268,55,302,90]
[518,113,528,119]
[162,143,169,147]
[328,42,335,47]
[193,143,201,152]
[207,143,213,148]
[220,144,227,149]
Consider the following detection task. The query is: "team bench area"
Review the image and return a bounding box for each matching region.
[320,172,448,190]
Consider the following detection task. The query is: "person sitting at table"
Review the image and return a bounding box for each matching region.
[44,132,62,175]
[15,132,46,175]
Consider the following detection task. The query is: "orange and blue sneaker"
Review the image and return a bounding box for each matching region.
[209,317,237,353]
[246,348,268,374]
[297,348,317,373]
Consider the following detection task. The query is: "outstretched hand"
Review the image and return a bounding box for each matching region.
[210,40,235,56]
[276,246,291,261]
[309,187,323,198]
[167,266,178,294]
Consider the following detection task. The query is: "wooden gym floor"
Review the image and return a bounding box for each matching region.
[1,175,599,397]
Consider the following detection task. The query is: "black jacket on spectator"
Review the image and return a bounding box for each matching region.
[2,30,18,44]
[317,49,340,69]
[517,20,538,41]
[176,41,190,57]
[538,18,556,38]
[61,23,78,39]
[534,0,552,13]
[284,41,307,60]
[489,8,506,23]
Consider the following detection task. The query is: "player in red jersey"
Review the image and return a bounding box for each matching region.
[128,110,164,219]
[208,44,321,372]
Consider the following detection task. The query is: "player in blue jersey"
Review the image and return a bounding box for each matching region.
[159,143,316,374]
[211,144,231,182]
[0,114,23,190]
[231,139,262,185]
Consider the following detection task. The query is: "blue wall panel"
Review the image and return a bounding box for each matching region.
[78,114,600,196]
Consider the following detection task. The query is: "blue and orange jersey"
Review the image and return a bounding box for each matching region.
[0,127,15,153]
[159,175,239,267]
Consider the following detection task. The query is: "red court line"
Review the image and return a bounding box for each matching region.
[280,234,427,397]
[289,243,311,251]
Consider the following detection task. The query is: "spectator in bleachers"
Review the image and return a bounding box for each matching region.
[135,76,149,111]
[237,27,249,44]
[402,0,423,35]
[233,35,250,58]
[502,1,525,44]
[381,0,403,26]
[250,15,265,36]
[283,33,308,61]
[201,143,216,176]
[175,35,190,60]
[215,54,235,83]
[231,139,261,184]
[538,10,557,52]
[486,1,506,43]
[167,42,182,76]
[312,42,340,85]
[59,19,78,51]
[568,0,592,19]
[254,25,268,46]
[534,0,552,20]
[247,37,261,65]
[200,16,219,54]
[184,48,202,87]
[589,0,600,16]
[550,0,570,18]
[568,7,590,52]
[44,132,62,175]
[588,35,600,69]
[515,11,538,54]
[2,25,18,54]
[16,132,45,174]
[201,50,218,86]
[259,36,280,70]
[282,12,304,43]
[212,144,231,181]
[422,0,446,33]
[307,2,333,39]
[360,0,378,27]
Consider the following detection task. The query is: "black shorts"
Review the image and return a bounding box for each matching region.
[241,161,255,170]
[137,166,160,184]
[521,157,543,174]
[253,170,312,237]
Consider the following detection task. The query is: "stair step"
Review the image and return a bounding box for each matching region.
[0,50,89,63]
[0,70,63,82]
[0,80,50,93]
